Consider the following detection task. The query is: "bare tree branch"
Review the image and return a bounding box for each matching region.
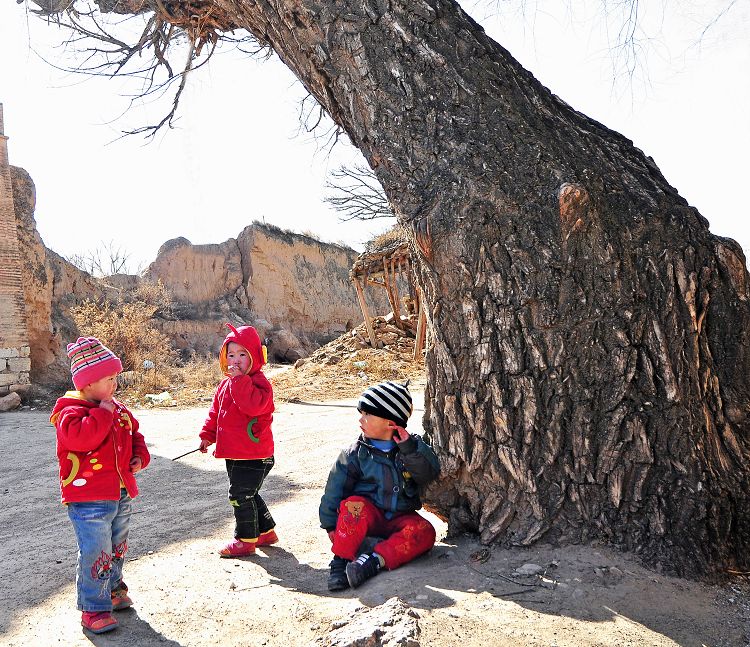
[25,0,266,137]
[325,165,394,222]
[67,240,134,276]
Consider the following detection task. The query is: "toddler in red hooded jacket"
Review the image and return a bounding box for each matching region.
[51,337,150,635]
[199,323,278,557]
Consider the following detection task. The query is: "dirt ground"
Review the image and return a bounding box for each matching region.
[2,385,749,647]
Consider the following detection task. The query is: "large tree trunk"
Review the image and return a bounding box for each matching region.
[39,0,750,575]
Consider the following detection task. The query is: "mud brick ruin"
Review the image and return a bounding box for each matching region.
[0,104,31,397]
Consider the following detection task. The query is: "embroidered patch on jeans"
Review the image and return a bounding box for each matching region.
[113,539,128,560]
[90,550,113,580]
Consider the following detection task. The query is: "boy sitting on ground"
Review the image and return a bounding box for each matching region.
[319,380,440,591]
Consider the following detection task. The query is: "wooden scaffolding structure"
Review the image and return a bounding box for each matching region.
[350,241,427,361]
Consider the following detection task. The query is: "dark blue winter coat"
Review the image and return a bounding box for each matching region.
[319,433,440,531]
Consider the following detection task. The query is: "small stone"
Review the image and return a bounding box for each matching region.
[0,392,21,412]
[514,563,544,576]
[325,598,419,647]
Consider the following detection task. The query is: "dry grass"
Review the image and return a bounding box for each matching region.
[115,348,425,409]
[90,303,427,409]
[116,354,222,408]
[365,224,408,252]
[271,347,425,402]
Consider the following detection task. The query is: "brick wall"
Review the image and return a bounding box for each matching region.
[0,104,31,396]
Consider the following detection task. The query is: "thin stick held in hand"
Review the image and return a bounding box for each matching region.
[171,447,202,461]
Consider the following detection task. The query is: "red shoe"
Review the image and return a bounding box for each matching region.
[81,611,118,634]
[111,582,133,611]
[219,538,256,557]
[257,529,278,547]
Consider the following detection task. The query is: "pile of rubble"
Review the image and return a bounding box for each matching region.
[271,314,425,402]
[296,314,419,369]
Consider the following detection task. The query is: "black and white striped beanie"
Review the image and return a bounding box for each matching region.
[357,380,413,427]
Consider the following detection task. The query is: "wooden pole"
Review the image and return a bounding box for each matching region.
[405,257,415,307]
[382,257,400,327]
[353,275,377,348]
[413,291,427,361]
[390,257,402,325]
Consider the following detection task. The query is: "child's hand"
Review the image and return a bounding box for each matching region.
[199,438,213,453]
[388,422,410,443]
[226,365,243,378]
[327,530,336,543]
[99,399,115,413]
[130,456,143,473]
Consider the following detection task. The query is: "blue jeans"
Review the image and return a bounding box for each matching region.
[67,490,132,612]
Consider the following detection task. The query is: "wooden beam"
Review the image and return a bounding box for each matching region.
[353,275,377,348]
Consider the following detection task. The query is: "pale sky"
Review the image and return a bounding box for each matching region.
[1,1,748,272]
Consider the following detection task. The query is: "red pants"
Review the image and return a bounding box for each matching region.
[331,496,436,570]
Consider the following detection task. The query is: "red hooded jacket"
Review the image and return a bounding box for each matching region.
[200,324,275,459]
[51,393,150,504]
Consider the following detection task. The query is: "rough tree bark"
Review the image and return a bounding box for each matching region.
[32,0,750,575]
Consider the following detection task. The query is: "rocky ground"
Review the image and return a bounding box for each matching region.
[2,386,749,646]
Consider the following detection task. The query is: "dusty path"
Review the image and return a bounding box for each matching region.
[1,392,748,646]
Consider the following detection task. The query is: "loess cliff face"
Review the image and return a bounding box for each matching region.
[12,166,387,381]
[144,224,386,361]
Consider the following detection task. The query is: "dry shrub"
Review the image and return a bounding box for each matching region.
[69,281,178,405]
[69,299,176,373]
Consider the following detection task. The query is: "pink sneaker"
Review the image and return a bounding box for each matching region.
[219,538,256,557]
[81,611,118,634]
[257,529,278,547]
[111,583,133,610]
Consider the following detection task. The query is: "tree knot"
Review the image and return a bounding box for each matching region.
[558,183,590,235]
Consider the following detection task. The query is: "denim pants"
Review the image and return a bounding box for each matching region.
[67,489,132,612]
[225,457,275,540]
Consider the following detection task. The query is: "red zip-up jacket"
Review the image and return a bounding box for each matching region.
[200,371,275,459]
[200,323,275,459]
[51,392,150,504]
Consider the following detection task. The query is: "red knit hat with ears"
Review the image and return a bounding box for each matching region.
[219,323,267,375]
[67,337,123,389]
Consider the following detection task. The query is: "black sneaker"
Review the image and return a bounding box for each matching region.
[328,556,350,591]
[345,553,382,588]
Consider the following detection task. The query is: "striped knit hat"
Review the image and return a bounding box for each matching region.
[67,337,123,390]
[357,380,413,428]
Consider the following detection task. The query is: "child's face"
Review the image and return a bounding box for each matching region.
[359,410,394,441]
[226,342,252,375]
[81,373,118,402]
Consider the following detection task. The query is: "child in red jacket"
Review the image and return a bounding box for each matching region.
[51,337,150,635]
[199,323,277,557]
